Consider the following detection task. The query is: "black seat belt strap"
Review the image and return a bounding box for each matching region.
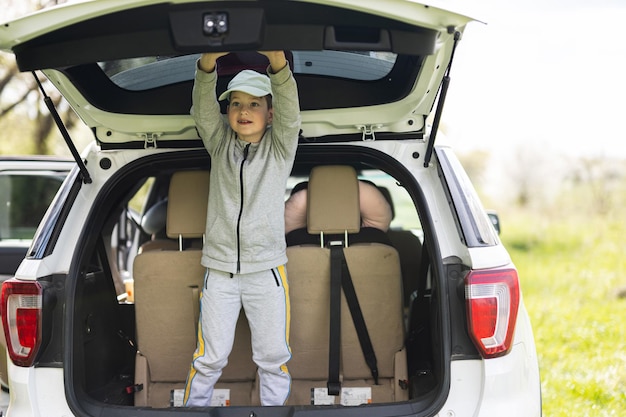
[340,248,379,385]
[328,243,343,396]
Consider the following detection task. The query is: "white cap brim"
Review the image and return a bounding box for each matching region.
[217,69,272,101]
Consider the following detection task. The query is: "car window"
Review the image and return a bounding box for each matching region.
[0,173,65,241]
[436,148,499,247]
[286,169,422,236]
[100,51,398,91]
[359,170,421,232]
[28,168,79,259]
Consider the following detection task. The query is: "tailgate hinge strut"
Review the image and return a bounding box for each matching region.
[423,29,461,168]
[33,71,92,184]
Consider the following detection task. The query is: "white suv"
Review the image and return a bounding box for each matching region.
[0,1,541,416]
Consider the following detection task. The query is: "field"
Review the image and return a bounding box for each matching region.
[499,206,626,416]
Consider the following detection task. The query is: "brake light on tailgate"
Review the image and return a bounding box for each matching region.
[1,279,43,367]
[465,268,520,358]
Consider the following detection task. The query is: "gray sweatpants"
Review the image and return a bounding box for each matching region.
[184,266,292,406]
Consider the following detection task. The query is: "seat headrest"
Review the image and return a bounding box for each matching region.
[307,165,360,235]
[141,199,168,235]
[166,170,209,239]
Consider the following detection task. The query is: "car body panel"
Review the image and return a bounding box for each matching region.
[0,0,475,52]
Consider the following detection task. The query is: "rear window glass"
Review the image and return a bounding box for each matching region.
[437,148,499,247]
[286,169,421,232]
[0,173,64,240]
[100,51,397,91]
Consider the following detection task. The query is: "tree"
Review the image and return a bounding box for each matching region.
[568,156,625,216]
[0,0,72,155]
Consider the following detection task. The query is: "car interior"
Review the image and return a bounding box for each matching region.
[66,147,440,409]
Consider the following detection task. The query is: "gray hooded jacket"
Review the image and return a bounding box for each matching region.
[191,64,301,274]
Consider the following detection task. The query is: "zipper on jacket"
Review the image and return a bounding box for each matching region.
[236,143,251,274]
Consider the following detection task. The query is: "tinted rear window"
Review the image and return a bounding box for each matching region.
[100,51,397,91]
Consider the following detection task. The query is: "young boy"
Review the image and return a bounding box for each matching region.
[183,51,300,407]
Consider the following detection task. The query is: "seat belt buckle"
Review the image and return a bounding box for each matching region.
[327,381,341,396]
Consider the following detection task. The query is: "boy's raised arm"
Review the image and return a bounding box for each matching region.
[198,52,229,73]
[258,51,287,74]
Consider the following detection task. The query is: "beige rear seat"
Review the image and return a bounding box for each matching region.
[133,170,256,407]
[286,165,408,406]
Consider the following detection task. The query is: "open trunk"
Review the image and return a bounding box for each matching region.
[58,144,462,415]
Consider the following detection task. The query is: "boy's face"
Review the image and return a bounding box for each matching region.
[227,91,273,143]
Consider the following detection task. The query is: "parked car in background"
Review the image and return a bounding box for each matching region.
[0,1,541,416]
[0,155,74,390]
[0,156,74,281]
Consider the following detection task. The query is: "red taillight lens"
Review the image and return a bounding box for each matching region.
[1,279,43,367]
[465,268,520,358]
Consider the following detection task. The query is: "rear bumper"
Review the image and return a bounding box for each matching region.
[440,303,541,417]
[5,352,541,417]
[5,365,71,417]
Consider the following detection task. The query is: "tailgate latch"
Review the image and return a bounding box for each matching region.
[141,133,162,149]
[357,124,383,141]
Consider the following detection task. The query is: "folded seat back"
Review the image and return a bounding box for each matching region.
[286,165,408,406]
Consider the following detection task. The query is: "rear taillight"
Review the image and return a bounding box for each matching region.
[1,279,43,367]
[465,268,520,358]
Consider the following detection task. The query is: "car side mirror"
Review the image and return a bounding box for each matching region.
[486,210,501,235]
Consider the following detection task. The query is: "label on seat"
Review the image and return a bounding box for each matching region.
[311,387,372,406]
[170,389,231,407]
[340,387,372,406]
[311,388,336,405]
[211,389,231,406]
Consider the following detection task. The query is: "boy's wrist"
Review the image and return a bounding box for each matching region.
[199,52,229,73]
[269,59,288,73]
[198,58,217,73]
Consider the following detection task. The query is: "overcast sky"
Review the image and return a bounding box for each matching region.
[442,0,626,159]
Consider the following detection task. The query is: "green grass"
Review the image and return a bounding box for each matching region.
[500,211,626,417]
